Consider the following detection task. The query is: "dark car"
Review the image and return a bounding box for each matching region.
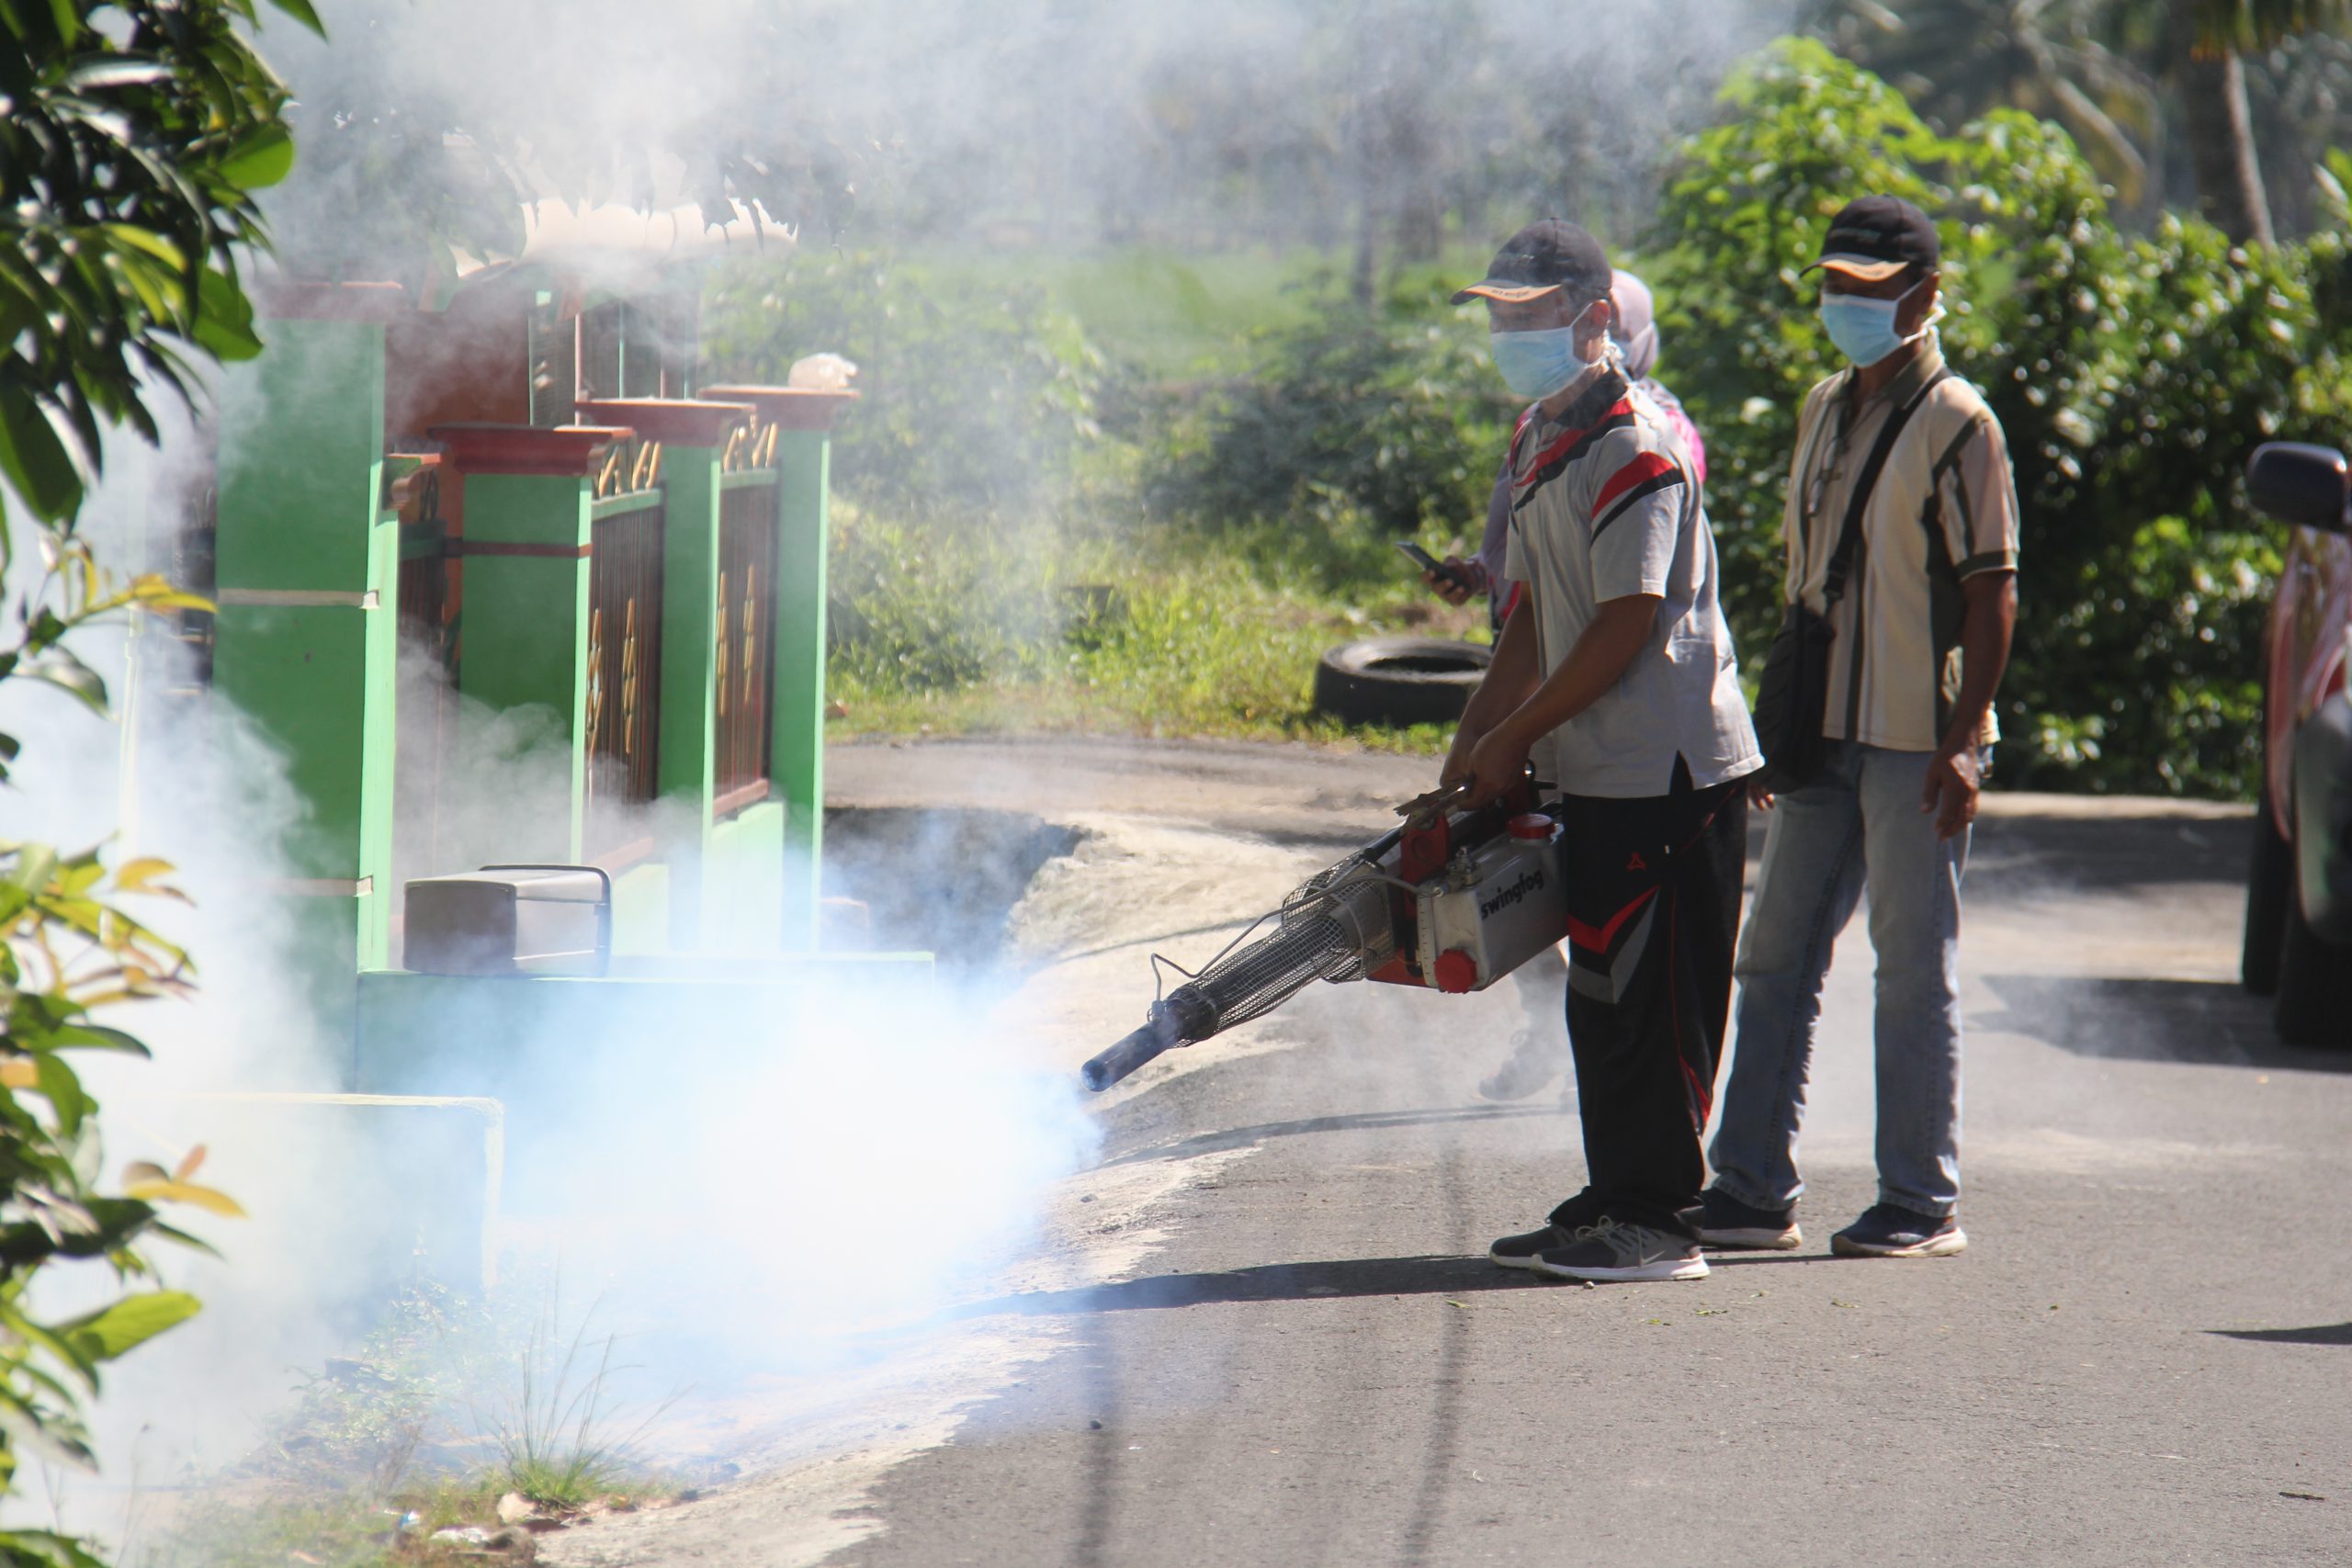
[2241,443,2352,1046]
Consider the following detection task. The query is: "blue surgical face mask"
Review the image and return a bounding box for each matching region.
[1819,280,1933,367]
[1489,320,1603,400]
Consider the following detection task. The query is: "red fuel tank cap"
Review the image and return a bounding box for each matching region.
[1506,813,1555,840]
[1433,949,1479,993]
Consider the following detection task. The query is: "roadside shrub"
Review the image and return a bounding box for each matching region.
[825,506,1066,694]
[1645,38,2329,797]
[1144,280,1520,584]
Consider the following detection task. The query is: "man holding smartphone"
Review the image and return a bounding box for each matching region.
[1423,270,1705,630]
[1442,220,1759,1283]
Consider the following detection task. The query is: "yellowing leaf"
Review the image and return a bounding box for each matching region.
[112,857,175,893]
[0,1061,36,1089]
[126,573,212,613]
[124,1179,244,1218]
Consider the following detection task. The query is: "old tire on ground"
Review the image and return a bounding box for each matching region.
[1313,637,1492,728]
[2242,796,2292,995]
[2274,855,2352,1047]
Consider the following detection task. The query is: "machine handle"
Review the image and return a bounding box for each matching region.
[481,863,613,977]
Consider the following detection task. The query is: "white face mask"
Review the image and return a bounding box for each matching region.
[1819,277,1941,367]
[1487,302,1611,400]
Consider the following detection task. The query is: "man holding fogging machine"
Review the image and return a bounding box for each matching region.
[1439,220,1760,1283]
[1421,268,1711,1105]
[1694,196,2018,1259]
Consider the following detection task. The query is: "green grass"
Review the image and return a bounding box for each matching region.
[805,237,1508,752]
[825,511,1483,753]
[923,241,1498,378]
[932,246,1332,378]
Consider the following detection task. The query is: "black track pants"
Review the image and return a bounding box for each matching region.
[1549,769,1747,1236]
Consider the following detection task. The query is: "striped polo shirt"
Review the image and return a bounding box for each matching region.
[1502,367,1760,799]
[1784,339,2021,752]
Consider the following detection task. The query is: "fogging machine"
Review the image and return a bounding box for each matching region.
[1081,784,1566,1090]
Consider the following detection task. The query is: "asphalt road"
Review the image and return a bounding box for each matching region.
[564,738,2352,1568]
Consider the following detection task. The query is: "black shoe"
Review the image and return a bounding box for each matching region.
[1831,1203,1966,1258]
[1488,1224,1574,1269]
[1488,1190,1604,1269]
[1546,1187,1603,1231]
[1531,1219,1709,1283]
[1688,1188,1802,1251]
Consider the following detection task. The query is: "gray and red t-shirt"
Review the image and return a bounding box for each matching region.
[1476,375,1706,627]
[1500,369,1759,800]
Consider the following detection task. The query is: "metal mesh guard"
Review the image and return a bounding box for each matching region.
[1176,863,1396,1036]
[1182,913,1357,1034]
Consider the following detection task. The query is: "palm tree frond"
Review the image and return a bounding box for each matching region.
[2193,0,2352,55]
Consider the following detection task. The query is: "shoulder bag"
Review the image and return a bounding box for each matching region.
[1751,367,1950,792]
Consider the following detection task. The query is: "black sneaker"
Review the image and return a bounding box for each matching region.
[1831,1203,1966,1258]
[1488,1224,1575,1269]
[1688,1188,1802,1251]
[1487,1189,1604,1269]
[1546,1187,1603,1231]
[1531,1219,1708,1283]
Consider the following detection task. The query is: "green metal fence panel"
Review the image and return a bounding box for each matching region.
[774,428,831,949]
[213,305,401,987]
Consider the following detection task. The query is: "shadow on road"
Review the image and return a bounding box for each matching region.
[971,1255,1555,1315]
[1969,812,2248,897]
[959,1249,1817,1319]
[1101,1103,1563,1168]
[2210,1323,2352,1347]
[1976,975,2352,1073]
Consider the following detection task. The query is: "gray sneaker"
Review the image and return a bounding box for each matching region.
[1531,1219,1709,1283]
[1477,1028,1563,1101]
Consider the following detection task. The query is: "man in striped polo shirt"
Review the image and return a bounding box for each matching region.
[1696,196,2020,1260]
[1442,220,1761,1284]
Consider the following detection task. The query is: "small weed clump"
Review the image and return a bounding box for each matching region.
[130,1278,678,1568]
[477,1308,673,1513]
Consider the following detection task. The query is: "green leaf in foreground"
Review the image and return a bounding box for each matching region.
[0,389,85,525]
[192,268,264,361]
[56,1292,202,1365]
[216,124,295,191]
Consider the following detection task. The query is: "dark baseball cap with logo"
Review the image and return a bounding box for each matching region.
[1452,219,1613,305]
[1804,195,1939,282]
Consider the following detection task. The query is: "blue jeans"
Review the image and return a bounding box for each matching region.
[1707,742,1974,1219]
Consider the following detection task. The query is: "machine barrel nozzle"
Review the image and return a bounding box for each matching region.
[1081,1014,1181,1091]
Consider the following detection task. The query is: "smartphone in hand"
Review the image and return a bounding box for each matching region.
[1396,539,1472,592]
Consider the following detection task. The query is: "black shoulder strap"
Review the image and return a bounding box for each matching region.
[1819,367,1951,608]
